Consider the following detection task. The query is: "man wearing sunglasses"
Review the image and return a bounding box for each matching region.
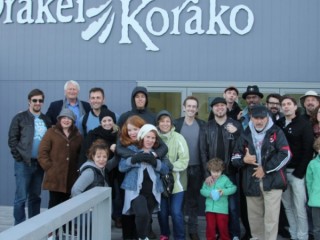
[8,89,51,225]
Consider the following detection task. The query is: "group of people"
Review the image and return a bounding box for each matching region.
[7,80,320,240]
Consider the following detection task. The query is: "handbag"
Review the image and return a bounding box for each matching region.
[161,172,174,198]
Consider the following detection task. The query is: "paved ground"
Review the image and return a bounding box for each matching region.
[0,206,289,239]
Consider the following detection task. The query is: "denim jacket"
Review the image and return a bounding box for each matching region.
[119,145,170,192]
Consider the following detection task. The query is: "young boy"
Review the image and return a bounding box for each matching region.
[200,158,237,240]
[306,137,320,240]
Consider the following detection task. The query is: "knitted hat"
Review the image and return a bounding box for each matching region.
[137,124,158,141]
[57,108,76,122]
[99,108,116,123]
[156,110,173,124]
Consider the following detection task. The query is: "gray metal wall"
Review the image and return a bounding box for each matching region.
[1,0,319,206]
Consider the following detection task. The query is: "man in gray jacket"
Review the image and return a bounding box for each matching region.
[8,89,51,225]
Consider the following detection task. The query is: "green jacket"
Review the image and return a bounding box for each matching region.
[306,154,320,207]
[159,127,189,194]
[200,174,236,214]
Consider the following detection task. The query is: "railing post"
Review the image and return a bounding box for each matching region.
[92,188,112,240]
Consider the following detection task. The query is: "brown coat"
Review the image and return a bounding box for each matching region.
[38,126,83,193]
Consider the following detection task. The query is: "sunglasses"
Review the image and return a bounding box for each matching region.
[31,99,44,103]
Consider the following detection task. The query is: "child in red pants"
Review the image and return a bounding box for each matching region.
[200,158,237,240]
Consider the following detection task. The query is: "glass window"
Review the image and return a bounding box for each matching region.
[148,92,182,119]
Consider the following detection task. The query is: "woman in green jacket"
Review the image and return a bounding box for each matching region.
[156,110,189,240]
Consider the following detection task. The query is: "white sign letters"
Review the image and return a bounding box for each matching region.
[0,0,255,51]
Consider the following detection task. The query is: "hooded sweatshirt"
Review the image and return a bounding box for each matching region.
[248,116,273,165]
[117,87,156,128]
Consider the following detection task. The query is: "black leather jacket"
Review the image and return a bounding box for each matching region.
[8,110,51,164]
[231,123,291,196]
[200,118,242,178]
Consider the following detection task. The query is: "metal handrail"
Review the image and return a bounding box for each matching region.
[0,187,111,240]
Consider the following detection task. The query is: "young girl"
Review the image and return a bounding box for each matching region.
[119,124,171,240]
[306,137,320,240]
[200,158,237,240]
[71,139,109,196]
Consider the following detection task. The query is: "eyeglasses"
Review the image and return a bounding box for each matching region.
[31,99,44,103]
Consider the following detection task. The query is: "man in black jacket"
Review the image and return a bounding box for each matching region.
[8,89,51,225]
[174,96,206,240]
[232,105,291,240]
[200,97,242,240]
[277,95,314,240]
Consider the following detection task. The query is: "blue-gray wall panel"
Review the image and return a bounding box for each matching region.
[0,0,319,82]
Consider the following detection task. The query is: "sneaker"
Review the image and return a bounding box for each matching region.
[160,235,169,240]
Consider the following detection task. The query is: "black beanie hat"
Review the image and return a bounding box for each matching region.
[99,108,116,123]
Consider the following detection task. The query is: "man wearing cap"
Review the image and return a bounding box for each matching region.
[208,86,242,121]
[277,95,314,240]
[224,86,242,120]
[174,96,206,240]
[300,90,320,120]
[46,80,90,129]
[240,85,264,130]
[232,105,291,240]
[200,97,242,240]
[8,89,52,225]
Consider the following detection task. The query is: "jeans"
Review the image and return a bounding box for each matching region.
[312,207,320,240]
[228,174,241,238]
[185,165,202,234]
[282,170,308,240]
[158,191,185,240]
[13,160,44,225]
